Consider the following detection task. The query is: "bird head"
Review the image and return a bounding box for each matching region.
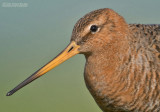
[7,8,129,96]
[71,8,128,55]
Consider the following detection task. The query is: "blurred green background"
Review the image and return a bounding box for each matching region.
[1,0,160,112]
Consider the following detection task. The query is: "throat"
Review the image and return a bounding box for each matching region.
[84,41,130,81]
[84,45,157,111]
[84,47,130,91]
[82,36,156,110]
[84,44,129,92]
[84,48,131,111]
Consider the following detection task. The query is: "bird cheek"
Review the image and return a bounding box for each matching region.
[78,46,89,54]
[78,42,93,54]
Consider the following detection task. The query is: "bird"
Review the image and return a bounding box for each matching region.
[6,8,160,112]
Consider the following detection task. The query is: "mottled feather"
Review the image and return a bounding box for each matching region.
[71,9,160,112]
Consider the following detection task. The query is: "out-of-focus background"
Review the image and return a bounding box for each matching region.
[1,0,160,112]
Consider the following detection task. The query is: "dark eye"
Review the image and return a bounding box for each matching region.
[90,25,98,32]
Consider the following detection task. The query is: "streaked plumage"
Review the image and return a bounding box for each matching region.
[71,9,160,111]
[7,8,160,112]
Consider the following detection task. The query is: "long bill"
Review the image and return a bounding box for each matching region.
[6,41,80,96]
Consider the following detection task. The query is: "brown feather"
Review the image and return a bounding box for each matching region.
[71,8,160,111]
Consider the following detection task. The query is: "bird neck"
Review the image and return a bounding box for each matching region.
[84,30,159,111]
[84,35,130,77]
[83,39,131,110]
[84,36,131,88]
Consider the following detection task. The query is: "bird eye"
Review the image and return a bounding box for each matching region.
[90,25,98,33]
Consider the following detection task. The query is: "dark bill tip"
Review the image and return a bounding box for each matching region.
[6,90,14,96]
[6,41,80,96]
